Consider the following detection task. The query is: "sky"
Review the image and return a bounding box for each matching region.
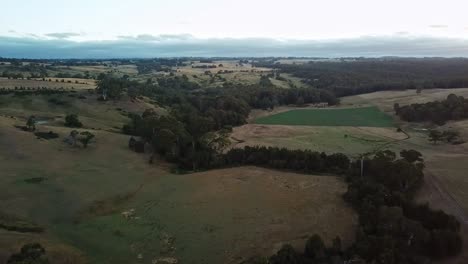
[1,0,468,58]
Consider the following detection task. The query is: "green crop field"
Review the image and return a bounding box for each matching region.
[254,107,394,127]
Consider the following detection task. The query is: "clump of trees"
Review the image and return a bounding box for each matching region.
[135,59,183,74]
[262,150,462,263]
[395,94,468,125]
[124,109,228,169]
[263,235,345,264]
[7,243,49,264]
[342,150,462,263]
[428,129,462,144]
[78,131,95,148]
[64,114,83,128]
[66,130,95,148]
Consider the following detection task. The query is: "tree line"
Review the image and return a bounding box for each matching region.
[395,93,468,125]
[254,58,468,97]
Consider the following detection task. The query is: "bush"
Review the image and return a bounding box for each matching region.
[64,114,83,128]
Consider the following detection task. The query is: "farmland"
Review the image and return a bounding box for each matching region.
[231,124,405,156]
[254,106,394,127]
[0,62,358,264]
[1,57,468,264]
[0,115,357,264]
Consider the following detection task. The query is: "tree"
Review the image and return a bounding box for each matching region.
[442,130,460,143]
[304,234,326,260]
[184,113,214,170]
[26,115,36,131]
[331,236,342,255]
[400,149,423,163]
[200,129,230,154]
[78,131,95,148]
[64,114,83,128]
[269,244,303,264]
[68,130,79,146]
[429,130,443,144]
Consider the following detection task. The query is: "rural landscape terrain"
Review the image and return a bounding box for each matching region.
[1,57,468,264]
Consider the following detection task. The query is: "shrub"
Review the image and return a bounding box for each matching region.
[64,114,83,128]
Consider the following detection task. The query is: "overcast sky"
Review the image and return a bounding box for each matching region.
[1,0,468,58]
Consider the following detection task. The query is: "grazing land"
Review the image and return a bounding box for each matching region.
[341,88,468,112]
[0,116,357,263]
[1,58,468,263]
[254,106,394,127]
[231,124,405,156]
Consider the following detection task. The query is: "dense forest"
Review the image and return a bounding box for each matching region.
[395,93,468,125]
[254,58,468,96]
[100,73,339,170]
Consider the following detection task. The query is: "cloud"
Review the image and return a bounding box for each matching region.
[395,31,410,35]
[429,25,448,29]
[118,34,193,42]
[1,35,468,58]
[45,32,81,39]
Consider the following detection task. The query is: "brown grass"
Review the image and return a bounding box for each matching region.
[178,167,358,262]
[0,77,96,90]
[341,88,468,112]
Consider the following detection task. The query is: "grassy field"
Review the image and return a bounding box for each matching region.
[254,107,394,127]
[341,88,468,112]
[231,124,406,156]
[0,92,158,131]
[0,111,357,263]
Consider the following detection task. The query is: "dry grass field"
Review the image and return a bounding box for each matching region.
[341,88,468,112]
[231,124,405,156]
[0,92,158,131]
[0,77,96,90]
[56,64,138,75]
[174,60,278,87]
